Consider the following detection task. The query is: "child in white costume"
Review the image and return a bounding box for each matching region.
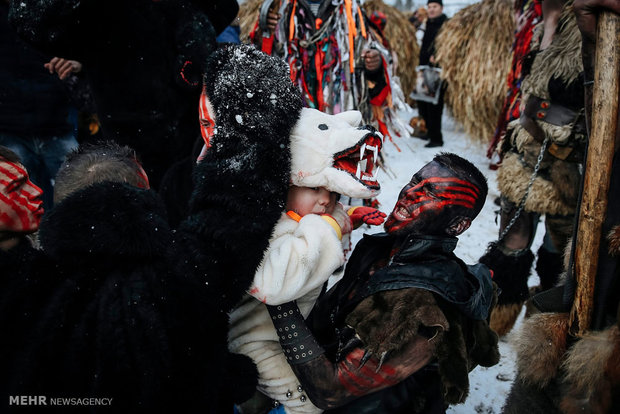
[228,108,385,414]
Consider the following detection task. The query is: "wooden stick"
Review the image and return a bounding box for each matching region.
[570,12,620,336]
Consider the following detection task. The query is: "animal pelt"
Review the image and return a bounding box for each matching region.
[558,321,620,414]
[434,296,500,405]
[514,312,571,387]
[345,288,449,357]
[609,225,620,257]
[521,2,583,101]
[479,242,534,336]
[497,152,578,216]
[346,288,499,405]
[480,242,533,306]
[491,302,524,337]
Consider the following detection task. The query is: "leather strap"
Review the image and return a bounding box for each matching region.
[267,301,325,365]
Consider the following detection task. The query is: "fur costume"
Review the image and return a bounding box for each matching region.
[486,1,584,337]
[249,0,411,140]
[228,107,384,413]
[0,45,303,412]
[479,242,535,336]
[8,0,237,187]
[497,2,585,217]
[503,226,620,414]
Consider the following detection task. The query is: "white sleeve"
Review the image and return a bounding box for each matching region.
[249,214,345,305]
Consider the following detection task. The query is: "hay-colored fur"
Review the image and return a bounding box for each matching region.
[490,302,523,337]
[434,0,515,145]
[521,3,583,101]
[559,324,620,413]
[238,0,263,43]
[497,153,577,216]
[514,312,570,387]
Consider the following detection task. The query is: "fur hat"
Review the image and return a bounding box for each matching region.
[428,0,443,6]
[289,108,383,199]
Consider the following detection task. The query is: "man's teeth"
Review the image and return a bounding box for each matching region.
[394,207,409,220]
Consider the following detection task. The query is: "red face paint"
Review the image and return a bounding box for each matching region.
[198,88,216,162]
[384,176,480,235]
[337,348,399,396]
[132,159,150,189]
[0,159,44,233]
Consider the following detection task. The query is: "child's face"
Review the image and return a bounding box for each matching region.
[286,186,337,216]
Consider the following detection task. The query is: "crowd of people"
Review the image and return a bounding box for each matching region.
[1,0,619,413]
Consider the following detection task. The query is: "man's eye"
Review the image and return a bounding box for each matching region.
[5,177,24,193]
[423,184,436,197]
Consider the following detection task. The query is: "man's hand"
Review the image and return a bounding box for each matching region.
[347,206,386,228]
[44,57,82,80]
[266,11,280,32]
[362,49,382,72]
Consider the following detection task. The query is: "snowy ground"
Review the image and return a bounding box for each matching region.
[343,107,545,414]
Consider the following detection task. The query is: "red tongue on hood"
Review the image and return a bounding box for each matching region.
[333,134,382,188]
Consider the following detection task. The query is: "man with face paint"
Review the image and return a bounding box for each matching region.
[0,146,44,251]
[264,153,499,414]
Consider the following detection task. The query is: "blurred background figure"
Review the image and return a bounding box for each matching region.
[1,1,78,210]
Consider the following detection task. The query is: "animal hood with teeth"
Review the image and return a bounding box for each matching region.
[290,108,383,199]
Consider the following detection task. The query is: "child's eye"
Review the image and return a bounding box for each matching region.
[311,187,320,191]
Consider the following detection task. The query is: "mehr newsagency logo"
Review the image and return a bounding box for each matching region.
[9,395,113,407]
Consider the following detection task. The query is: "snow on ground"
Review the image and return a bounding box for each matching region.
[344,107,544,413]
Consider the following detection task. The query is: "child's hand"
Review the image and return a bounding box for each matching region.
[347,206,387,228]
[324,203,353,238]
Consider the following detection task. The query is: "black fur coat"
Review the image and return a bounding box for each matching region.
[0,45,303,412]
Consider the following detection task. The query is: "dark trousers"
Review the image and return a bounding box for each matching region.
[418,86,445,145]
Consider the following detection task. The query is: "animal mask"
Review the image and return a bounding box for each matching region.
[290,108,383,198]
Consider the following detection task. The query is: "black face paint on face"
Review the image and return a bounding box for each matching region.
[384,161,480,236]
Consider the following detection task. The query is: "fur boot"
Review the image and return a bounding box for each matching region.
[535,246,564,291]
[559,321,620,413]
[479,242,534,336]
[501,313,570,414]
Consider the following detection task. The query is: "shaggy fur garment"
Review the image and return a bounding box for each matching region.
[609,225,620,257]
[479,242,534,336]
[497,2,585,217]
[346,288,499,405]
[559,323,620,413]
[497,152,580,216]
[514,312,570,387]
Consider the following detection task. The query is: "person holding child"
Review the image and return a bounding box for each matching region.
[265,153,499,413]
[230,106,387,414]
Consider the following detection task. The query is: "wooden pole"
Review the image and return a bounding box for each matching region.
[570,12,620,336]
